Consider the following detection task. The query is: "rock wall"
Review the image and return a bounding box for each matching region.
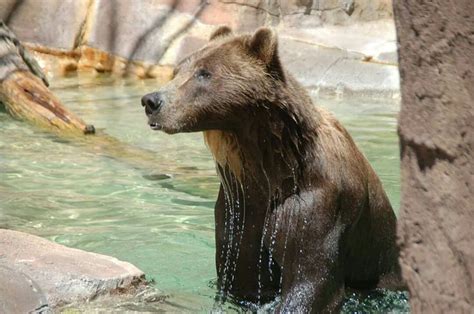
[0,0,398,97]
[394,0,474,312]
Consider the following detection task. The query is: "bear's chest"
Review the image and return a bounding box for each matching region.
[203,130,242,179]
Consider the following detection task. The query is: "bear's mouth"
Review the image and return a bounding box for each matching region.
[148,122,162,130]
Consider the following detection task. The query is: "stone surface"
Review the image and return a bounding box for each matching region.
[85,0,171,62]
[277,0,392,27]
[0,0,90,50]
[394,0,474,313]
[0,0,399,95]
[279,20,398,64]
[278,35,399,96]
[0,229,146,308]
[0,265,50,313]
[0,22,49,86]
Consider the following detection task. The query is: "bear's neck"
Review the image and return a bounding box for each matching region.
[204,101,319,200]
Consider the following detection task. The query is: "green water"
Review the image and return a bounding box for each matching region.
[0,73,407,312]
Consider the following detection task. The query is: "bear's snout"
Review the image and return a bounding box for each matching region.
[141,92,164,115]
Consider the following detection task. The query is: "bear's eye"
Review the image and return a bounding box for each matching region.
[194,69,212,81]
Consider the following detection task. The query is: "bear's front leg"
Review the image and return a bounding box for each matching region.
[214,183,278,302]
[274,188,346,313]
[279,249,344,313]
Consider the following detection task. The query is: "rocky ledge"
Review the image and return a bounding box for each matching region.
[0,229,147,311]
[0,0,399,98]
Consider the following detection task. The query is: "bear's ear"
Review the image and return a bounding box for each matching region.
[209,26,233,41]
[249,27,285,81]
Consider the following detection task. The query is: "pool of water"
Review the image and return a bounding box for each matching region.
[0,73,407,312]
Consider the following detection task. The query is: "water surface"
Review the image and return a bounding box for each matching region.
[0,73,406,312]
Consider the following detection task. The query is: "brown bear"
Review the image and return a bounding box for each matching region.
[141,26,404,312]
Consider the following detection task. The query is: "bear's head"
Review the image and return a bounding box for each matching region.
[141,26,285,134]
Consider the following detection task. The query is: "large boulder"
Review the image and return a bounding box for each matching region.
[0,229,146,309]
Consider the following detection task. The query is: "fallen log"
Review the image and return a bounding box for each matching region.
[0,21,94,135]
[0,71,96,134]
[0,22,176,173]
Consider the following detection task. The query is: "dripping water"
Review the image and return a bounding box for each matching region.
[256,164,273,305]
[277,162,300,294]
[229,180,246,290]
[267,191,280,279]
[219,166,236,298]
[227,174,241,292]
[296,195,308,280]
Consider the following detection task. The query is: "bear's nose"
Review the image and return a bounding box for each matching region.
[141,92,164,115]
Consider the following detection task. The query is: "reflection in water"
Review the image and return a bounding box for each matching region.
[0,73,407,312]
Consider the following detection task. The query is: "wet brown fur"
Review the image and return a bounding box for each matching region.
[143,26,404,313]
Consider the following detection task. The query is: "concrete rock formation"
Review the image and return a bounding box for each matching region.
[0,229,146,309]
[394,0,474,312]
[0,0,398,97]
[0,265,49,313]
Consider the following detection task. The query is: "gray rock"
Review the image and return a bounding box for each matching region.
[84,0,170,62]
[316,58,399,95]
[0,265,50,313]
[0,21,49,86]
[279,36,361,83]
[341,0,355,16]
[278,37,399,95]
[0,229,146,309]
[174,35,207,64]
[375,51,398,64]
[0,0,89,50]
[0,0,399,96]
[279,0,392,26]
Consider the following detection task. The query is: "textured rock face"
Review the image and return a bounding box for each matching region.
[0,0,398,96]
[0,265,49,313]
[394,1,474,312]
[0,0,90,50]
[0,229,146,309]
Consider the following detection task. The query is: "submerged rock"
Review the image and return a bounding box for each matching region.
[0,229,146,309]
